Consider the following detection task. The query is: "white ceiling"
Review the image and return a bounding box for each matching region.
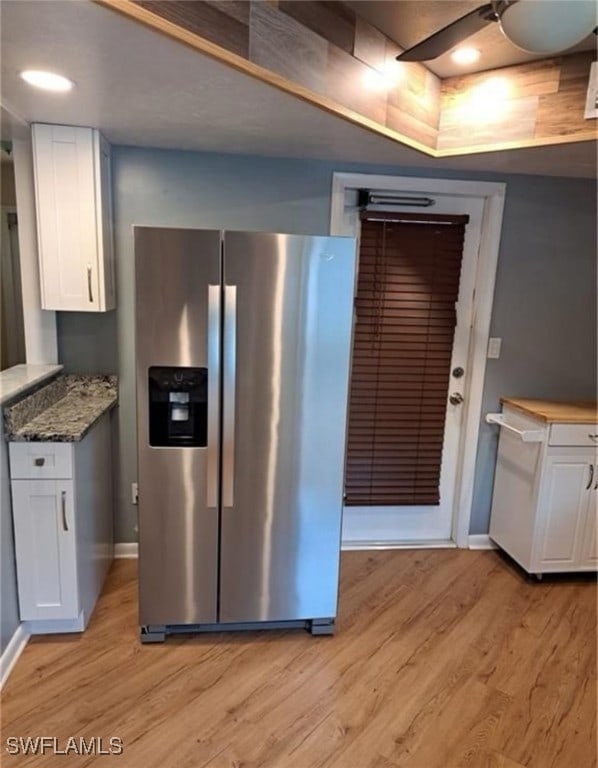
[345,1,597,78]
[0,0,595,178]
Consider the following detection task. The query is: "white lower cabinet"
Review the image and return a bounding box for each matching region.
[9,414,113,633]
[11,480,78,621]
[535,451,595,571]
[489,406,597,575]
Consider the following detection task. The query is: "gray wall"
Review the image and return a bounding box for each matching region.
[471,179,597,532]
[1,425,20,653]
[57,147,597,541]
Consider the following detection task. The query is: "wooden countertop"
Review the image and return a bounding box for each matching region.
[501,398,598,424]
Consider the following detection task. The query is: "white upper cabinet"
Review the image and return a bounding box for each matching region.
[32,124,116,312]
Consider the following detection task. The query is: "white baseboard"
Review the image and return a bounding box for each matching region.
[0,623,30,690]
[468,534,498,550]
[342,539,457,551]
[25,612,86,635]
[114,543,139,559]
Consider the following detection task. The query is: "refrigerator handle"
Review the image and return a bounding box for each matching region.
[223,285,237,508]
[207,285,220,508]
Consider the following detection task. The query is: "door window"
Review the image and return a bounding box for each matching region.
[345,212,469,507]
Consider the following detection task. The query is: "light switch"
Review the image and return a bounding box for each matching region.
[487,337,502,359]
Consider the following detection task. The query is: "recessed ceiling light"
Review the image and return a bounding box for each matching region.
[451,47,481,65]
[20,70,74,93]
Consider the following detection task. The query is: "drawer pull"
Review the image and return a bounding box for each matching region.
[587,464,594,490]
[61,491,68,532]
[34,457,45,467]
[589,434,598,443]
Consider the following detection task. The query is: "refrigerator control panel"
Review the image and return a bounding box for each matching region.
[148,366,208,447]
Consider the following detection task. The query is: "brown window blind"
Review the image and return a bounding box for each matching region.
[345,211,469,507]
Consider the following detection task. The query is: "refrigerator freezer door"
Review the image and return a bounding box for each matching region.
[135,227,221,626]
[220,232,357,623]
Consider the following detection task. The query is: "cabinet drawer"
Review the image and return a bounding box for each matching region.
[549,424,598,447]
[9,442,73,479]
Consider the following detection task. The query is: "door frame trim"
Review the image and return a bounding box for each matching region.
[330,172,506,548]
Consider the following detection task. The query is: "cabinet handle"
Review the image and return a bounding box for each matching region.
[589,434,598,443]
[61,490,68,532]
[587,464,594,490]
[34,457,45,467]
[87,265,94,303]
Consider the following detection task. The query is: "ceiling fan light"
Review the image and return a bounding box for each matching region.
[499,0,597,54]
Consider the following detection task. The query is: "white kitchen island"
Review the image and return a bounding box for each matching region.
[488,398,597,576]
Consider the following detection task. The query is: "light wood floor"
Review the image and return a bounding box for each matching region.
[1,550,596,767]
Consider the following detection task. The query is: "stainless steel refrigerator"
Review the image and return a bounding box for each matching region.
[135,227,357,642]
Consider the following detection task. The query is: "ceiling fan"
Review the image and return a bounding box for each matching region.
[396,0,597,62]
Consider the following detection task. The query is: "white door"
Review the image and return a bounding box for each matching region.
[578,452,597,569]
[580,497,598,568]
[534,453,593,570]
[343,195,485,544]
[11,479,79,620]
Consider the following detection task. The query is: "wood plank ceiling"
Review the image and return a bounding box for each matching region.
[98,0,597,158]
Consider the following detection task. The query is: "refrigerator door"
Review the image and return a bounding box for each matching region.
[220,232,357,623]
[135,227,221,626]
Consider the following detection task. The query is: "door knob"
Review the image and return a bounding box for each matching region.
[449,392,464,405]
[452,366,464,378]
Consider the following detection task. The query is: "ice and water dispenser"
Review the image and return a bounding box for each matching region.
[148,366,208,447]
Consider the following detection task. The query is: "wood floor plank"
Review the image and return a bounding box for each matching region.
[486,584,597,768]
[486,755,529,768]
[400,678,512,768]
[1,551,595,768]
[208,555,506,767]
[324,557,524,768]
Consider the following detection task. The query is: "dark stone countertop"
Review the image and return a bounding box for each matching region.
[4,375,118,442]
